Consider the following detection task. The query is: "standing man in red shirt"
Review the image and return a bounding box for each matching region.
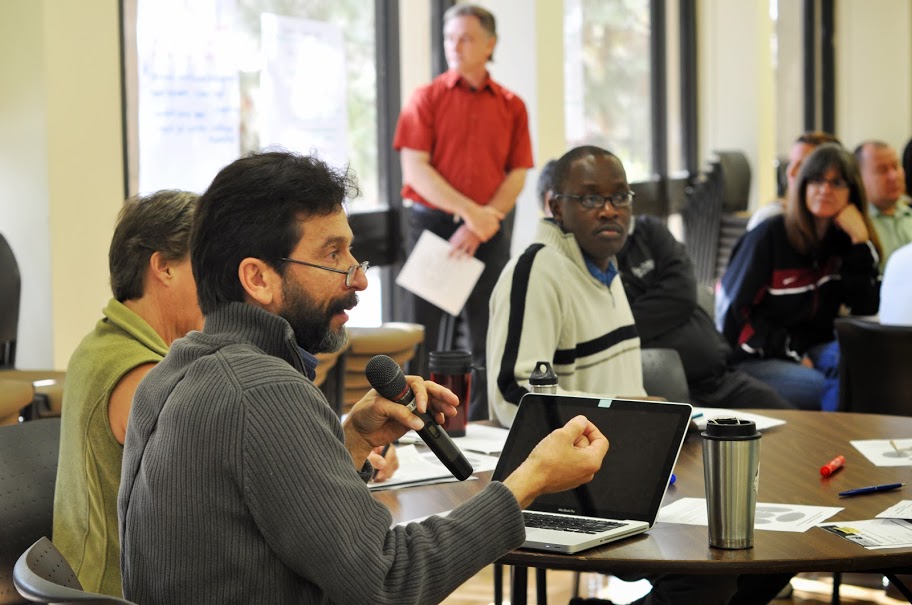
[394,4,533,420]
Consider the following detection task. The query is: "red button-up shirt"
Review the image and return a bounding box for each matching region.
[394,70,534,209]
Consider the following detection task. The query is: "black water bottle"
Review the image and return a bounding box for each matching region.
[529,361,558,394]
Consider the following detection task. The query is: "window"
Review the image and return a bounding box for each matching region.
[564,0,653,182]
[124,0,402,325]
[126,0,382,211]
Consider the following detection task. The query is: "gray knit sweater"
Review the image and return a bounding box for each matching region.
[118,302,524,604]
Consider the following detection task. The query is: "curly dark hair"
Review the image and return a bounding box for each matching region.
[191,150,359,315]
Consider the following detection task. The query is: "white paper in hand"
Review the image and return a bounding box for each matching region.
[395,230,485,316]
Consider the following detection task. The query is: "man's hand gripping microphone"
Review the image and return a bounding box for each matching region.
[365,354,473,481]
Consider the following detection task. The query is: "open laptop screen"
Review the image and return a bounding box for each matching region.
[492,395,692,522]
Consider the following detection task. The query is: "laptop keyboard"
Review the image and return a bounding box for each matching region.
[523,512,626,534]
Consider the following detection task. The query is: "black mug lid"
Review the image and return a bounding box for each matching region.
[701,417,760,441]
[429,350,472,373]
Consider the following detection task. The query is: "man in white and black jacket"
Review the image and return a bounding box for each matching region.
[616,214,794,409]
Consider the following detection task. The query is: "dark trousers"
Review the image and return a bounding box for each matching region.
[689,367,796,410]
[404,205,511,420]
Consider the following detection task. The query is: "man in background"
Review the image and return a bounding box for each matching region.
[616,214,794,409]
[855,140,912,268]
[394,3,533,420]
[492,145,791,605]
[748,131,841,230]
[487,146,644,429]
[534,157,792,410]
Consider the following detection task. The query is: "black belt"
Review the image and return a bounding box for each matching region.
[408,203,460,222]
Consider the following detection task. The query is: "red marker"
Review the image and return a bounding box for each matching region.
[820,455,845,477]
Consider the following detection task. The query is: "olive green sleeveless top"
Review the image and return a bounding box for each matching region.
[53,299,168,597]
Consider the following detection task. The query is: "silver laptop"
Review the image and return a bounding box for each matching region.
[492,394,692,554]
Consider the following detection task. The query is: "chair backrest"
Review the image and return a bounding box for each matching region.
[835,318,912,415]
[313,345,349,415]
[641,348,690,404]
[715,150,751,213]
[0,379,34,426]
[682,151,752,292]
[0,233,21,369]
[0,419,60,605]
[342,323,425,415]
[13,537,136,604]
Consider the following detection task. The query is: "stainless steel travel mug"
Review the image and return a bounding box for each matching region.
[702,417,761,549]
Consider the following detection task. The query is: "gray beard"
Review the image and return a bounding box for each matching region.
[312,326,349,354]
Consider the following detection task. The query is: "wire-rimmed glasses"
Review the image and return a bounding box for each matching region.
[280,258,369,287]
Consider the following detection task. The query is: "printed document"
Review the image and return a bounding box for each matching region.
[396,230,485,316]
[368,445,498,491]
[819,518,912,549]
[659,497,841,532]
[850,438,912,467]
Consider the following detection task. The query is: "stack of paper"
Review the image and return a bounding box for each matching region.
[368,445,499,491]
[397,423,510,455]
[818,500,912,549]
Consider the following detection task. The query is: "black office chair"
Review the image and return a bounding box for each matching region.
[832,318,912,603]
[835,318,912,415]
[0,418,61,605]
[641,348,690,403]
[14,537,136,605]
[682,150,752,294]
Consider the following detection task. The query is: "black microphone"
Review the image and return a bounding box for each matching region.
[365,354,473,481]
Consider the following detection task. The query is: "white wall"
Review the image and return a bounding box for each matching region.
[0,0,123,370]
[475,0,545,255]
[399,0,432,103]
[836,0,912,152]
[697,0,777,210]
[774,0,804,157]
[1,1,53,370]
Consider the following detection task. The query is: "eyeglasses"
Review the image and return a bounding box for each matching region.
[280,258,369,287]
[552,191,636,210]
[808,177,849,190]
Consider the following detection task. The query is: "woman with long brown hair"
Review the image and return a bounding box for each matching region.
[716,143,881,411]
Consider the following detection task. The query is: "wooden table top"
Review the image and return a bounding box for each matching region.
[374,410,912,575]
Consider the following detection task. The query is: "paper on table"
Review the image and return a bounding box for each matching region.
[850,438,912,467]
[877,500,912,519]
[396,424,510,455]
[819,518,912,549]
[690,407,786,432]
[395,230,485,316]
[368,445,499,491]
[453,424,510,455]
[658,497,842,532]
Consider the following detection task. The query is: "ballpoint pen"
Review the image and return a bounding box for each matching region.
[371,444,392,482]
[838,482,905,497]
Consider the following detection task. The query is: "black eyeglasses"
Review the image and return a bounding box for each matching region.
[552,191,636,210]
[280,258,369,287]
[808,177,849,190]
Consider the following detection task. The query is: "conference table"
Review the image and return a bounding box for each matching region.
[373,410,912,604]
